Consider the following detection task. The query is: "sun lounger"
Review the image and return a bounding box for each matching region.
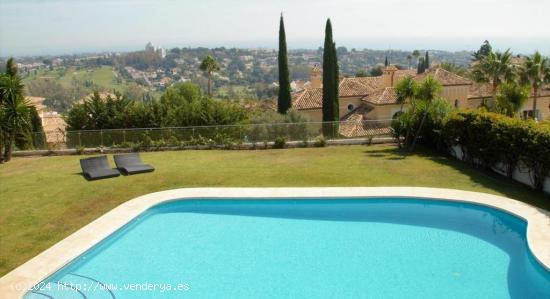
[80,156,121,180]
[114,153,155,175]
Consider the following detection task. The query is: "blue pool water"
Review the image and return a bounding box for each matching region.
[25,198,550,299]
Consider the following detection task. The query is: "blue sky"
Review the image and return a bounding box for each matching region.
[1,0,549,56]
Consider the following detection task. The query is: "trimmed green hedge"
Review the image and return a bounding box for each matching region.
[442,111,550,190]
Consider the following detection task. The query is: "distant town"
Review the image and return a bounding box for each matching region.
[4,43,474,111]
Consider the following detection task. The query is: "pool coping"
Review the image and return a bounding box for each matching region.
[1,187,549,298]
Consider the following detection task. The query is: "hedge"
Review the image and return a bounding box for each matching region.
[442,111,550,190]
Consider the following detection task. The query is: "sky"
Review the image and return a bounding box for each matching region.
[1,0,549,56]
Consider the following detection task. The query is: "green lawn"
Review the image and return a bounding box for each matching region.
[1,145,549,276]
[24,66,129,93]
[58,66,123,91]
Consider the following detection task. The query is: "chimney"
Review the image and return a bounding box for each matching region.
[310,65,322,89]
[382,65,398,87]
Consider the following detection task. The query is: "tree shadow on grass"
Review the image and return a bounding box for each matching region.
[365,145,550,211]
[364,146,410,160]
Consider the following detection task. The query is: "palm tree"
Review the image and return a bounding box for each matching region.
[409,76,442,151]
[495,82,529,117]
[199,55,220,97]
[471,49,516,98]
[0,75,29,162]
[395,76,417,113]
[520,51,550,120]
[395,76,419,148]
[412,50,421,67]
[407,54,413,70]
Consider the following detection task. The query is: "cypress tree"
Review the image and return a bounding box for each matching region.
[384,56,389,67]
[417,57,425,74]
[322,19,339,137]
[277,14,291,114]
[332,41,339,121]
[424,51,430,70]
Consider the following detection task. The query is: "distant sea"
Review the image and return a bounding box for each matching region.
[3,37,549,58]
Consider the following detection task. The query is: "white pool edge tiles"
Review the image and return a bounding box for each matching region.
[0,187,549,299]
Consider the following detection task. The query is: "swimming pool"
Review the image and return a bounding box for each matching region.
[24,197,550,299]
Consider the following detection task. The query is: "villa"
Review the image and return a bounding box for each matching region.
[26,96,66,144]
[291,65,550,135]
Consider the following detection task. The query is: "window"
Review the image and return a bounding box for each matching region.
[347,104,355,112]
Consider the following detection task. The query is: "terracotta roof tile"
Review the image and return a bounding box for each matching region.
[339,107,392,137]
[415,68,472,86]
[355,77,384,90]
[363,87,399,105]
[339,77,375,97]
[292,67,473,109]
[394,70,417,82]
[292,88,323,109]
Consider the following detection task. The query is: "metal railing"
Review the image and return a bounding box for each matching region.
[30,119,393,150]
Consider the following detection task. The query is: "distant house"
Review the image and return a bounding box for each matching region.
[26,96,66,144]
[468,55,550,120]
[468,83,550,120]
[290,65,550,137]
[291,65,471,123]
[41,112,67,144]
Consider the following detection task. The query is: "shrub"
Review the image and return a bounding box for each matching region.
[442,110,550,190]
[392,98,453,150]
[245,109,313,143]
[167,136,180,147]
[273,137,287,149]
[314,136,327,147]
[140,132,153,148]
[75,146,85,155]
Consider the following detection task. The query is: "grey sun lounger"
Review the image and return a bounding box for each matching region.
[80,156,121,180]
[114,153,155,175]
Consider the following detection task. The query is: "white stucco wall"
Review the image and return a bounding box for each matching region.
[451,146,550,194]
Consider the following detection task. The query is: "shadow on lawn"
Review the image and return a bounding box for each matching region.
[364,145,550,211]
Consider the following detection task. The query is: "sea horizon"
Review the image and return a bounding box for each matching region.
[3,36,550,58]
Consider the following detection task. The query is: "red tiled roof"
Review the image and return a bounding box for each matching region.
[292,88,323,109]
[415,68,472,86]
[339,106,392,137]
[339,77,376,97]
[291,67,473,109]
[363,87,399,105]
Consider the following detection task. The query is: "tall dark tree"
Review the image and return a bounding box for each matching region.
[473,40,492,61]
[417,57,426,74]
[322,19,339,137]
[15,106,45,150]
[424,51,430,70]
[384,56,389,67]
[5,58,18,78]
[277,14,292,114]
